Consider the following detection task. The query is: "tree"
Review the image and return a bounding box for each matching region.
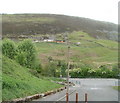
[16,39,36,68]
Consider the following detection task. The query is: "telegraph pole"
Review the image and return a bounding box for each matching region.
[66,34,70,103]
[67,45,70,93]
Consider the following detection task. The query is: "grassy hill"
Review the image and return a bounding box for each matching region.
[35,31,118,68]
[2,14,118,41]
[2,56,62,101]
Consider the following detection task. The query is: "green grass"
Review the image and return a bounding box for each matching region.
[2,56,62,101]
[113,86,120,91]
[68,31,95,42]
[34,31,118,68]
[36,42,117,64]
[95,39,118,48]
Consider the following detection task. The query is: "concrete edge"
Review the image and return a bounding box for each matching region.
[2,86,66,103]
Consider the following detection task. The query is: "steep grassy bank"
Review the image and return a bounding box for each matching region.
[2,56,62,101]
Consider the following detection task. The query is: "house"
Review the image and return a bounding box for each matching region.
[43,39,54,42]
[43,35,56,42]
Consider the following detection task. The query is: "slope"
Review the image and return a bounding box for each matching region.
[35,31,118,68]
[2,56,62,101]
[2,14,118,41]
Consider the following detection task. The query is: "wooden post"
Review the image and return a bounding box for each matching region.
[85,93,88,103]
[76,92,78,103]
[66,92,69,103]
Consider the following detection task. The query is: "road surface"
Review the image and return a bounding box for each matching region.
[34,78,119,102]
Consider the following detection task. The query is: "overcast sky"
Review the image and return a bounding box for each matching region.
[0,0,119,24]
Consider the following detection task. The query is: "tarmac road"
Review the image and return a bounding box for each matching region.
[34,78,119,102]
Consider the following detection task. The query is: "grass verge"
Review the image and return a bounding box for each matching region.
[113,86,120,91]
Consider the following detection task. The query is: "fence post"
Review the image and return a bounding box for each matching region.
[66,93,69,103]
[85,93,88,103]
[76,92,78,103]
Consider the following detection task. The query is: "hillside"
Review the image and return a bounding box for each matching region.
[35,31,118,68]
[2,14,118,41]
[2,56,62,101]
[1,14,119,101]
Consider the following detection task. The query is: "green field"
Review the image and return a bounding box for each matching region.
[35,31,118,68]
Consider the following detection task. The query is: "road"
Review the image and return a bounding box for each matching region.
[34,78,119,102]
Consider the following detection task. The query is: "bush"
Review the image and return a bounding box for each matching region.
[49,62,57,77]
[16,39,36,68]
[69,66,119,78]
[69,68,82,78]
[32,60,42,73]
[112,64,119,78]
[15,52,27,66]
[42,60,67,77]
[2,39,16,59]
[2,39,42,75]
[57,60,67,77]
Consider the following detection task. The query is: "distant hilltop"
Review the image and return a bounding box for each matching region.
[2,14,118,41]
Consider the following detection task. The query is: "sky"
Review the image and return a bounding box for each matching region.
[0,0,119,24]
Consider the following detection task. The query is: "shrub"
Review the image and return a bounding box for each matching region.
[88,69,96,77]
[69,66,118,78]
[15,52,27,66]
[32,60,42,73]
[2,39,16,59]
[16,39,36,68]
[42,62,57,77]
[69,68,82,78]
[42,60,67,77]
[58,60,67,77]
[112,64,119,78]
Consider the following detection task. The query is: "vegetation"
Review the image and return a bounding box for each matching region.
[2,56,62,101]
[2,39,16,59]
[41,60,67,77]
[1,14,118,101]
[16,39,36,68]
[2,39,64,101]
[2,39,42,72]
[113,86,120,91]
[35,37,118,68]
[33,30,118,78]
[2,14,117,41]
[2,33,118,78]
[69,65,119,78]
